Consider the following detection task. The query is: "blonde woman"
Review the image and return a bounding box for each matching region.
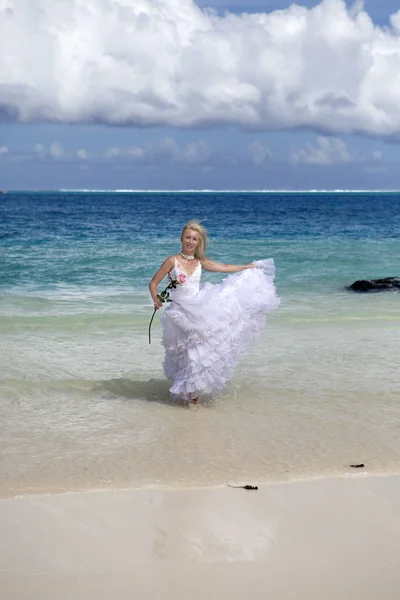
[149,220,279,404]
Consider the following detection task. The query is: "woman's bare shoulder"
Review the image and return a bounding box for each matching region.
[154,255,176,275]
[163,255,177,266]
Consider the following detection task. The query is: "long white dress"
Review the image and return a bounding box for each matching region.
[161,257,280,402]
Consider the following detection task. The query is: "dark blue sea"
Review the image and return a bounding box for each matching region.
[1,191,400,496]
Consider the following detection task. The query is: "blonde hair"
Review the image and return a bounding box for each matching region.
[181,220,208,260]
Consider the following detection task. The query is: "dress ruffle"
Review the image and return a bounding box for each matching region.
[161,258,279,402]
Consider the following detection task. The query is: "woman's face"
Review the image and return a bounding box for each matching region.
[182,228,200,254]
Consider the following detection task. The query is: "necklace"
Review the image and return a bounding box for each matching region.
[179,252,195,260]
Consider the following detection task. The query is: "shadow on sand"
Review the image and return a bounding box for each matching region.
[93,377,190,407]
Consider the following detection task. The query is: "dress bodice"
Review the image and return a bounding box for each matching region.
[168,256,202,298]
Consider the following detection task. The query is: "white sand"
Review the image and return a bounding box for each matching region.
[1,476,400,600]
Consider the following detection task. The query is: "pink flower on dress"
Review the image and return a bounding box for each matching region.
[177,273,187,284]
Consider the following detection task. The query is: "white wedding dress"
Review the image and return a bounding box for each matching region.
[161,257,280,402]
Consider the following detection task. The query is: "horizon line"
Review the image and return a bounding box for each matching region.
[2,188,400,194]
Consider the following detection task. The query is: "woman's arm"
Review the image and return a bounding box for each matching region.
[149,256,175,309]
[201,258,255,273]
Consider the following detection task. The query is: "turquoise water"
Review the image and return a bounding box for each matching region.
[1,192,400,496]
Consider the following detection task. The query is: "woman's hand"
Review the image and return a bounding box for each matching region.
[153,298,163,310]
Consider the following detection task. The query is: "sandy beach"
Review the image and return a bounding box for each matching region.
[2,475,400,600]
[2,194,400,598]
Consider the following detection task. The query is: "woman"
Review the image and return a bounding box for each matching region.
[149,220,279,404]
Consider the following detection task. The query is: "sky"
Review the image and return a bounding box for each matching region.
[1,0,400,190]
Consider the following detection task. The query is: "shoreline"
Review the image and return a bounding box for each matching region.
[2,474,400,599]
[0,467,396,500]
[0,468,389,500]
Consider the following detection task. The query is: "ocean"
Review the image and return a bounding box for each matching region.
[1,191,399,497]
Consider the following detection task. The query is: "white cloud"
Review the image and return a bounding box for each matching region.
[76,148,88,159]
[0,145,8,154]
[390,9,400,31]
[104,147,120,158]
[49,142,64,159]
[35,142,63,159]
[1,0,400,137]
[126,146,145,159]
[249,141,272,165]
[104,137,212,164]
[291,136,352,165]
[34,143,45,158]
[159,137,180,159]
[182,139,212,163]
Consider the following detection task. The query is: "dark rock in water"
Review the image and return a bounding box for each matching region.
[348,277,400,292]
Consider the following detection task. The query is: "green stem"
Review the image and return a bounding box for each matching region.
[148,309,157,344]
[148,280,177,345]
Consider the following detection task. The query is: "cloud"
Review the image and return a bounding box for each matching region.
[181,139,213,163]
[0,145,8,154]
[76,148,88,159]
[291,136,352,165]
[3,0,400,137]
[104,137,212,164]
[249,140,272,165]
[290,135,386,166]
[49,142,64,159]
[33,141,64,159]
[34,143,45,158]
